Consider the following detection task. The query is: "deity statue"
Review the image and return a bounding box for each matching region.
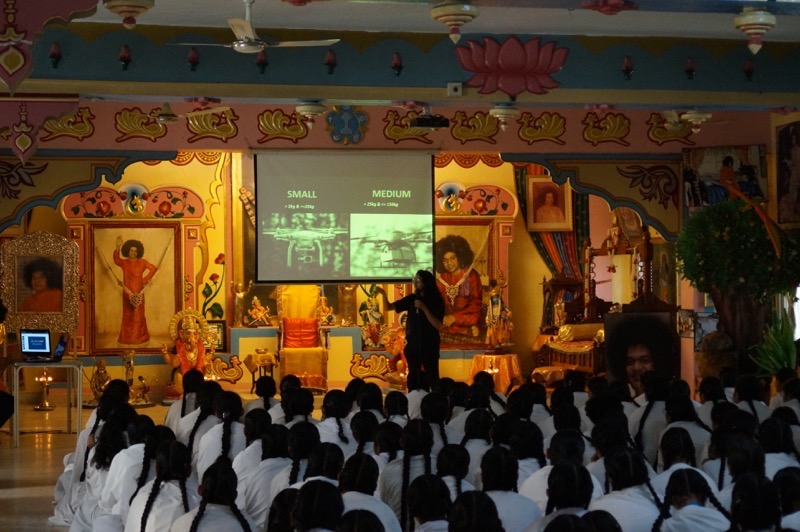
[88,358,111,405]
[231,280,254,327]
[247,296,271,327]
[338,284,358,326]
[162,310,210,395]
[485,279,513,350]
[318,296,335,325]
[120,350,136,386]
[360,297,384,348]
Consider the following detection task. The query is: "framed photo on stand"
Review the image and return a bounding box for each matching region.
[206,320,227,352]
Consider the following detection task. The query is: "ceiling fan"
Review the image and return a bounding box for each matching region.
[152,102,231,124]
[177,0,340,54]
[661,109,718,134]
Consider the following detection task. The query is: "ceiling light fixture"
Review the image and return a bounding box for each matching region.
[489,103,520,132]
[296,101,327,128]
[430,1,480,44]
[734,7,776,55]
[103,0,154,29]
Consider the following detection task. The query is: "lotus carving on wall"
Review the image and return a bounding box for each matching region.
[455,36,569,98]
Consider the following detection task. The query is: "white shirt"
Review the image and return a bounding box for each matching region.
[439,475,476,503]
[378,455,436,521]
[587,484,662,531]
[657,421,712,471]
[701,458,733,491]
[735,399,770,424]
[125,478,200,532]
[196,421,246,482]
[342,491,402,532]
[650,463,719,499]
[242,396,279,417]
[414,520,449,532]
[164,394,197,434]
[628,400,668,467]
[519,465,604,513]
[70,449,110,532]
[486,490,542,532]
[266,401,287,425]
[463,438,492,486]
[782,510,800,530]
[526,507,587,532]
[387,414,408,428]
[236,457,292,531]
[429,422,464,457]
[765,452,800,480]
[529,404,551,429]
[97,443,147,520]
[659,503,730,531]
[271,459,309,501]
[169,503,255,532]
[315,417,357,456]
[407,390,429,420]
[232,440,263,485]
[176,409,201,446]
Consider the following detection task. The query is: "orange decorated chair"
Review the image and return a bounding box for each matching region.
[277,285,328,393]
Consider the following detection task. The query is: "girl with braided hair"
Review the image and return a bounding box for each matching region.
[650,427,719,497]
[448,490,503,532]
[407,474,451,532]
[290,442,344,489]
[372,420,403,475]
[94,414,155,531]
[349,410,379,457]
[472,371,508,417]
[771,406,800,451]
[651,468,731,532]
[533,460,593,532]
[460,408,493,487]
[317,389,356,456]
[126,441,199,532]
[728,472,784,532]
[436,443,474,502]
[164,369,204,434]
[734,374,770,424]
[773,467,800,529]
[291,479,344,532]
[377,419,434,530]
[178,380,222,462]
[264,488,298,532]
[284,387,317,429]
[231,408,271,485]
[354,382,387,422]
[657,393,713,470]
[587,448,664,530]
[696,376,729,428]
[628,371,669,468]
[702,408,758,492]
[340,453,402,532]
[243,375,277,417]
[421,392,463,457]
[509,419,546,489]
[196,390,245,482]
[267,374,301,425]
[716,434,766,510]
[481,446,542,531]
[236,425,290,532]
[759,418,800,479]
[384,390,409,428]
[169,458,254,532]
[126,426,177,520]
[270,421,321,500]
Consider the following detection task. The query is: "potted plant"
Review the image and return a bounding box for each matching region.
[676,199,800,373]
[750,309,797,377]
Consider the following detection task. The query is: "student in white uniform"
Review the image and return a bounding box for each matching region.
[242,375,278,417]
[657,394,713,470]
[759,418,800,479]
[71,403,137,532]
[407,474,451,532]
[93,414,155,532]
[125,441,200,532]
[180,381,223,467]
[292,480,344,531]
[538,387,576,441]
[528,383,553,429]
[544,403,595,466]
[283,387,319,429]
[734,375,771,425]
[164,369,204,434]
[316,389,357,457]
[473,371,508,418]
[447,381,468,423]
[236,424,290,531]
[448,491,503,532]
[352,382,388,423]
[711,435,765,511]
[231,408,271,485]
[778,377,800,418]
[195,391,246,482]
[508,420,546,489]
[121,425,178,527]
[406,372,430,420]
[651,468,731,532]
[436,444,475,502]
[728,472,782,532]
[480,446,542,532]
[629,372,670,469]
[772,406,800,452]
[530,461,593,532]
[339,509,385,531]
[651,427,719,498]
[348,411,378,459]
[696,376,729,428]
[270,421,321,500]
[774,467,800,530]
[384,390,409,428]
[340,453,401,532]
[506,387,534,422]
[377,419,435,531]
[421,392,463,457]
[446,384,492,434]
[266,374,302,426]
[289,442,343,490]
[587,448,663,531]
[702,410,759,493]
[170,458,255,532]
[264,488,298,532]
[459,408,493,487]
[373,420,404,476]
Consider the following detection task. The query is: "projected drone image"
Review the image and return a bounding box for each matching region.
[349,214,433,280]
[259,213,349,281]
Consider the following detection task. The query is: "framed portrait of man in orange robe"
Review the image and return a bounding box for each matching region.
[89,222,182,354]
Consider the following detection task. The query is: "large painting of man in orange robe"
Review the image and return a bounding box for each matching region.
[91,223,180,353]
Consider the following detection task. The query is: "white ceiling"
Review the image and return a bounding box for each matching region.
[78,0,800,42]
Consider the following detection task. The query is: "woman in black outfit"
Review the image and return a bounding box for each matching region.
[377,270,444,387]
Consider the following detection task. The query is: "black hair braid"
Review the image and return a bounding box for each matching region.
[388,447,398,462]
[438,422,448,446]
[705,486,733,524]
[455,476,463,498]
[650,491,672,532]
[180,392,188,418]
[644,478,665,513]
[336,417,349,445]
[424,451,432,475]
[634,400,655,452]
[80,415,102,481]
[179,477,190,513]
[229,501,252,531]
[289,457,301,485]
[188,498,208,532]
[131,440,155,504]
[459,433,469,446]
[221,415,234,460]
[747,399,759,422]
[717,456,727,491]
[545,496,556,516]
[490,392,507,411]
[400,452,411,532]
[139,474,164,532]
[187,408,211,456]
[356,439,366,454]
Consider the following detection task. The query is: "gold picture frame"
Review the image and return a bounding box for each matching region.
[526,176,573,232]
[0,231,79,334]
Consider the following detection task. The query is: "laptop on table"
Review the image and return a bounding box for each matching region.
[20,329,68,363]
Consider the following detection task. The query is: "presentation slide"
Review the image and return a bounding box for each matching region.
[255,151,434,283]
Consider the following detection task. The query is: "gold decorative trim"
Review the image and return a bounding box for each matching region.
[349,353,390,382]
[0,231,79,334]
